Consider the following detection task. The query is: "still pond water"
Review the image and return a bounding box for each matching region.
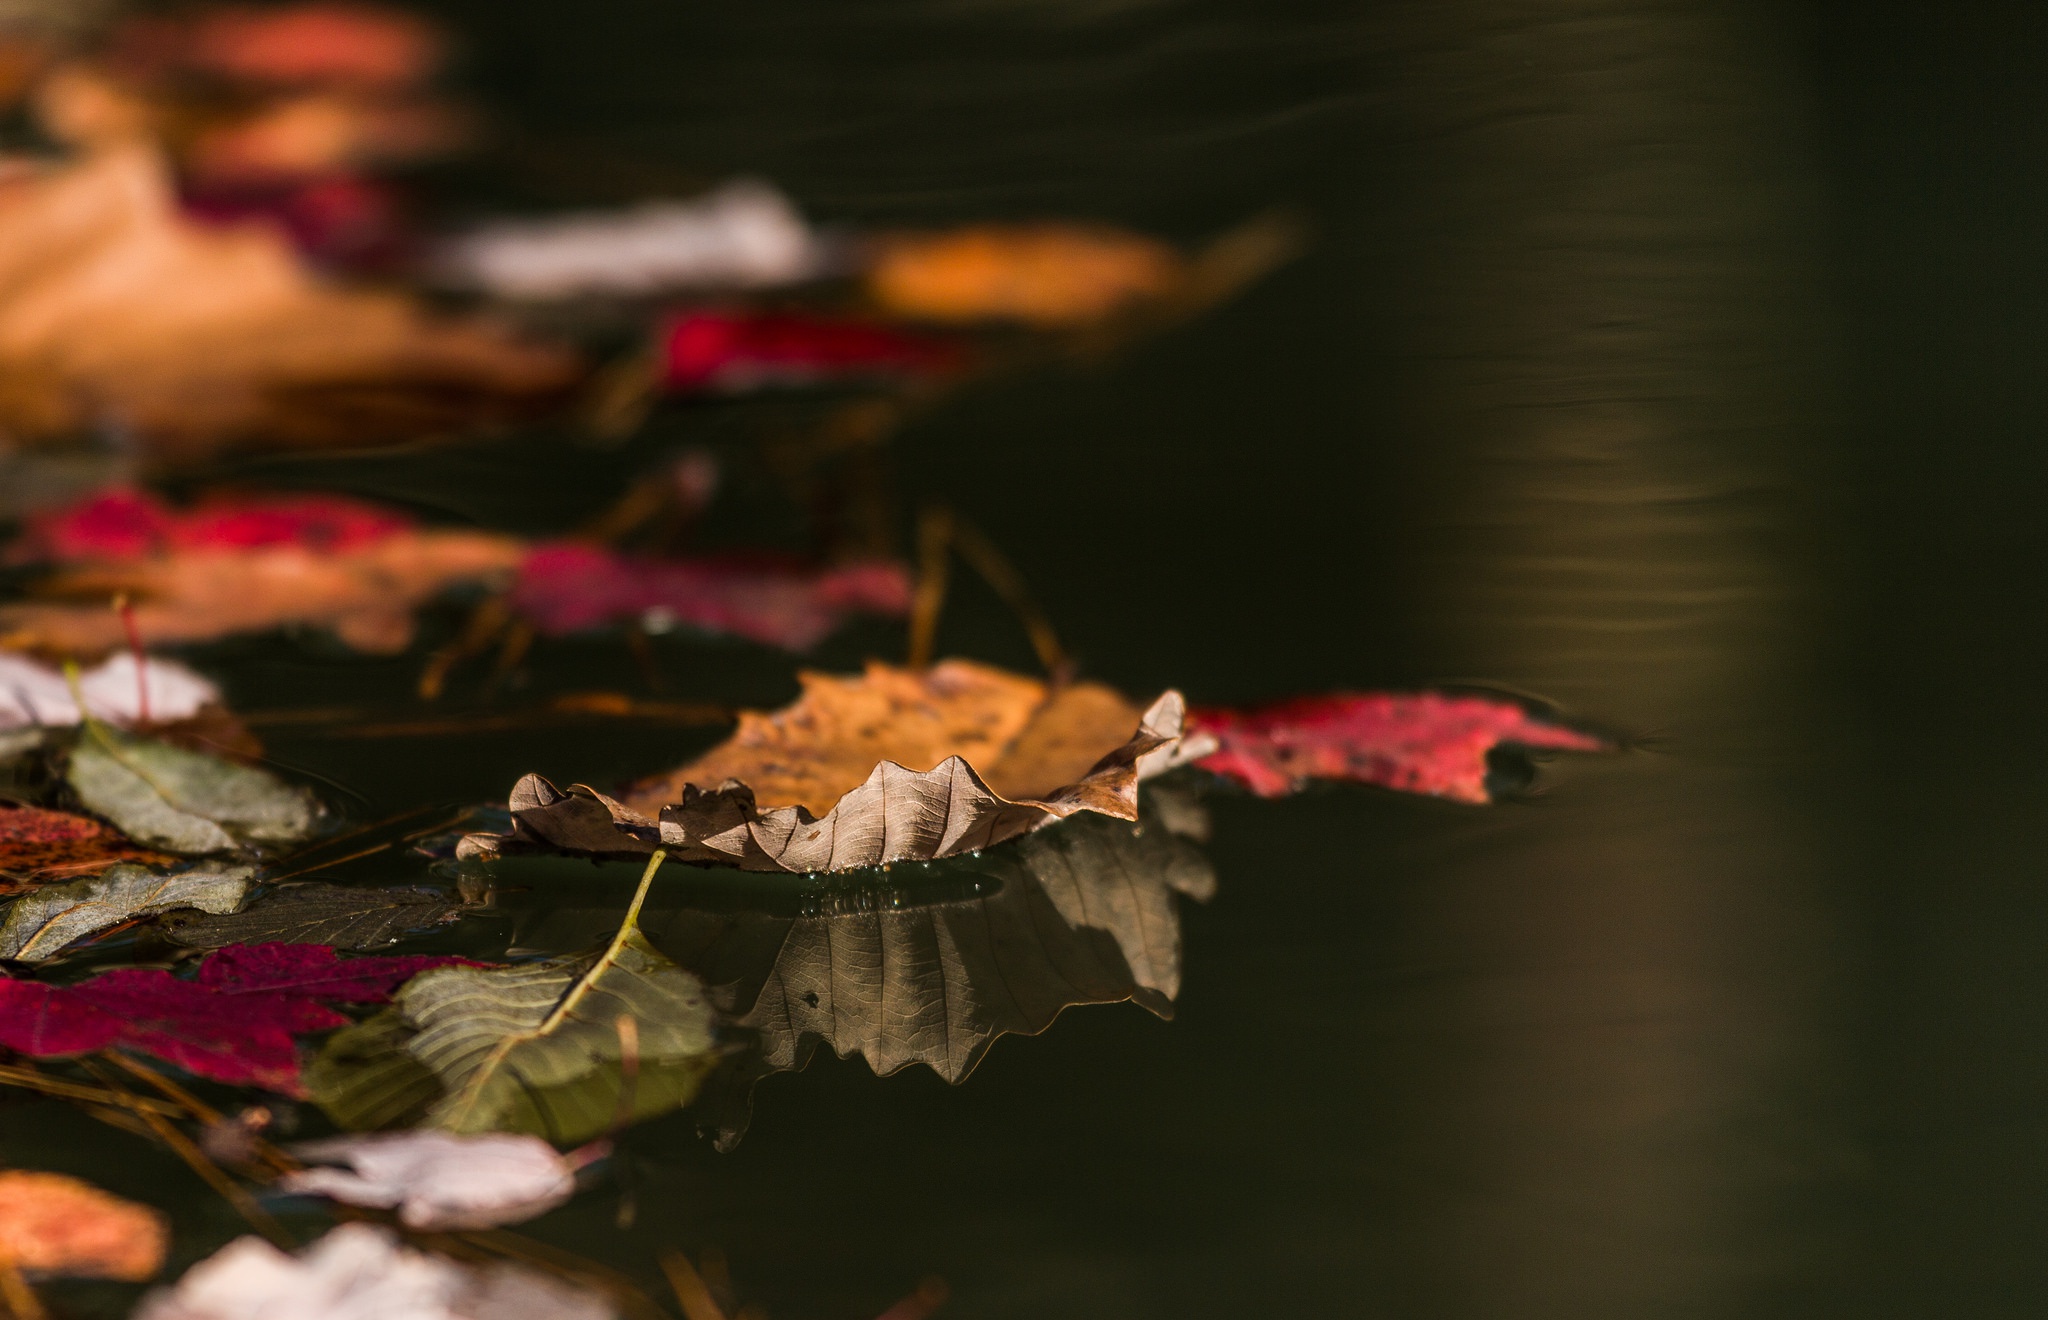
[10,0,2046,1316]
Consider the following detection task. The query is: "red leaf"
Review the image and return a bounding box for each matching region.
[1188,692,1610,804]
[511,542,913,650]
[12,487,414,564]
[658,309,966,394]
[0,806,176,892]
[0,944,474,1093]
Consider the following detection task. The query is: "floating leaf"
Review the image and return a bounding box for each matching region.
[0,652,221,732]
[1,489,525,655]
[431,180,821,300]
[0,859,253,962]
[0,805,175,892]
[0,1169,168,1281]
[280,1131,575,1230]
[1189,691,1611,804]
[866,223,1182,325]
[0,146,576,463]
[509,543,912,647]
[656,309,964,394]
[0,943,470,1091]
[309,852,717,1144]
[133,1223,615,1320]
[458,660,1191,873]
[160,882,460,951]
[67,725,317,854]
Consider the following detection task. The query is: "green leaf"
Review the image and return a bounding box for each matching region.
[307,851,717,1145]
[0,860,253,961]
[66,725,317,854]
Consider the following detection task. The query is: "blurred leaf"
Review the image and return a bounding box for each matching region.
[866,223,1181,325]
[0,858,252,961]
[0,1169,167,1282]
[160,882,460,951]
[309,854,717,1144]
[279,1131,575,1230]
[67,725,317,854]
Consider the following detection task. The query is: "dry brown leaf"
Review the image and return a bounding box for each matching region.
[0,1169,168,1281]
[0,146,578,461]
[866,224,1183,326]
[0,530,525,655]
[459,659,1193,872]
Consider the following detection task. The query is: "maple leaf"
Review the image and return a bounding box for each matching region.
[656,309,965,393]
[509,543,912,648]
[458,659,1192,873]
[0,805,175,893]
[865,223,1182,325]
[1187,691,1611,804]
[0,943,474,1093]
[0,146,577,463]
[0,1169,168,1282]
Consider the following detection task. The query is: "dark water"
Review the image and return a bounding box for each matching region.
[13,0,2048,1316]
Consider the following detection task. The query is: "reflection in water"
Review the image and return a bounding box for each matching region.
[1362,1,1853,1314]
[507,804,1213,1143]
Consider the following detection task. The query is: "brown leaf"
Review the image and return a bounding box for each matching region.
[460,660,1192,873]
[0,146,578,463]
[0,804,174,892]
[0,1170,168,1281]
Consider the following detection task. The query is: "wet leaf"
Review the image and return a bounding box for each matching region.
[0,943,470,1091]
[866,223,1182,325]
[459,660,1192,873]
[1189,691,1611,804]
[2,488,525,656]
[134,1223,615,1320]
[0,146,577,463]
[432,180,820,299]
[0,859,253,962]
[509,543,911,647]
[0,1169,168,1281]
[309,854,717,1144]
[67,724,317,853]
[160,882,461,951]
[657,309,964,393]
[280,1131,575,1229]
[0,804,175,892]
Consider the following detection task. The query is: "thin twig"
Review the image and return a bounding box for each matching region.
[906,505,953,670]
[661,1250,731,1320]
[104,1053,298,1178]
[0,1253,46,1320]
[948,516,1068,679]
[0,1062,185,1116]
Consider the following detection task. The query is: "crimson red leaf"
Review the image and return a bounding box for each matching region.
[11,487,413,564]
[511,542,912,649]
[1189,692,1610,804]
[0,806,177,893]
[658,309,965,393]
[0,944,474,1093]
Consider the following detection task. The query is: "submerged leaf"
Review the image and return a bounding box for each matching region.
[0,943,470,1091]
[309,853,716,1143]
[280,1131,576,1230]
[0,859,252,961]
[0,1169,168,1281]
[509,543,911,648]
[459,660,1191,873]
[160,882,460,951]
[67,725,317,853]
[0,804,175,892]
[134,1223,615,1320]
[1189,691,1610,803]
